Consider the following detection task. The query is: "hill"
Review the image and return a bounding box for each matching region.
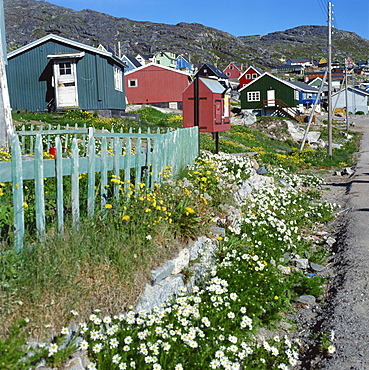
[4,0,369,68]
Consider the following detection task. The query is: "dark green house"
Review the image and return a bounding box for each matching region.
[240,72,302,119]
[6,34,126,115]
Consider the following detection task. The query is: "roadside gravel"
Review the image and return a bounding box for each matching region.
[296,116,369,369]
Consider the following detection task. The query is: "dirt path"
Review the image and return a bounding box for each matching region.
[311,116,369,369]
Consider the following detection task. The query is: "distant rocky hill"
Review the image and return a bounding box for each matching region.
[4,0,369,68]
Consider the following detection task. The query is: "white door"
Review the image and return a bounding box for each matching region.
[53,60,78,108]
[267,90,275,106]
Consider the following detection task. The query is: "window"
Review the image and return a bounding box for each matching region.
[246,74,251,79]
[294,90,299,100]
[128,79,138,88]
[252,73,257,78]
[59,62,72,75]
[114,66,123,91]
[247,91,260,102]
[230,65,234,70]
[226,72,230,76]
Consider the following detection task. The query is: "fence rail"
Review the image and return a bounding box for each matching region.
[0,126,199,251]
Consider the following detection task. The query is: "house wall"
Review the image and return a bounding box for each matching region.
[239,68,259,88]
[125,65,190,105]
[224,64,242,79]
[240,74,298,110]
[182,80,230,132]
[332,90,368,114]
[7,40,125,112]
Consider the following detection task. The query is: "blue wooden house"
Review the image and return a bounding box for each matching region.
[121,55,142,72]
[176,55,194,73]
[6,34,127,115]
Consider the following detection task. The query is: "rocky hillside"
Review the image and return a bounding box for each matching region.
[4,0,369,68]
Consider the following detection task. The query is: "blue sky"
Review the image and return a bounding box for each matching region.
[42,0,369,40]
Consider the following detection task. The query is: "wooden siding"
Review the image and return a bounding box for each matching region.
[125,64,190,104]
[240,75,298,109]
[182,79,230,132]
[7,39,125,112]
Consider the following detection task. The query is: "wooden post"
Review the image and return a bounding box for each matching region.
[327,1,333,156]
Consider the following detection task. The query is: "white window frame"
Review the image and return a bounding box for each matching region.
[246,74,251,79]
[252,73,257,78]
[247,91,260,102]
[294,90,299,100]
[128,78,138,88]
[114,66,123,92]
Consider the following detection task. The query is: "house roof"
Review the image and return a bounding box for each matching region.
[8,34,126,68]
[196,63,228,79]
[333,86,369,97]
[124,62,192,77]
[288,81,320,93]
[239,65,263,79]
[122,55,141,68]
[239,72,318,93]
[308,77,328,87]
[136,53,153,60]
[200,77,226,94]
[287,58,310,63]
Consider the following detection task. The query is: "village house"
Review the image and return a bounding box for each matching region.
[153,51,177,68]
[238,65,263,89]
[176,54,194,73]
[6,34,127,115]
[135,53,154,65]
[223,62,243,80]
[124,63,191,109]
[121,55,142,72]
[332,86,369,114]
[239,72,320,120]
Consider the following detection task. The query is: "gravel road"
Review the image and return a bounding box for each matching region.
[300,116,369,369]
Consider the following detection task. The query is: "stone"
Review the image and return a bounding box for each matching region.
[256,166,268,175]
[310,262,326,272]
[189,236,208,261]
[291,258,309,269]
[277,264,292,274]
[151,261,175,285]
[136,275,185,313]
[297,295,316,305]
[343,167,355,176]
[172,248,190,274]
[209,226,226,237]
[278,178,294,189]
[326,236,336,246]
[250,158,259,169]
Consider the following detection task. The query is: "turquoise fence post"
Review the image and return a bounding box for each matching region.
[100,136,108,212]
[11,135,24,252]
[55,136,64,233]
[124,137,132,195]
[87,135,96,217]
[71,138,80,229]
[113,136,122,201]
[34,134,46,241]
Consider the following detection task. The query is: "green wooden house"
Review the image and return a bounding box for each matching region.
[239,72,300,119]
[6,34,127,115]
[153,52,177,68]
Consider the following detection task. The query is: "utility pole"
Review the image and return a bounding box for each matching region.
[344,59,349,131]
[0,0,13,148]
[327,1,333,156]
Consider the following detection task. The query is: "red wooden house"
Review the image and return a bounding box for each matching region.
[182,77,230,132]
[124,63,191,109]
[223,62,243,80]
[238,65,263,89]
